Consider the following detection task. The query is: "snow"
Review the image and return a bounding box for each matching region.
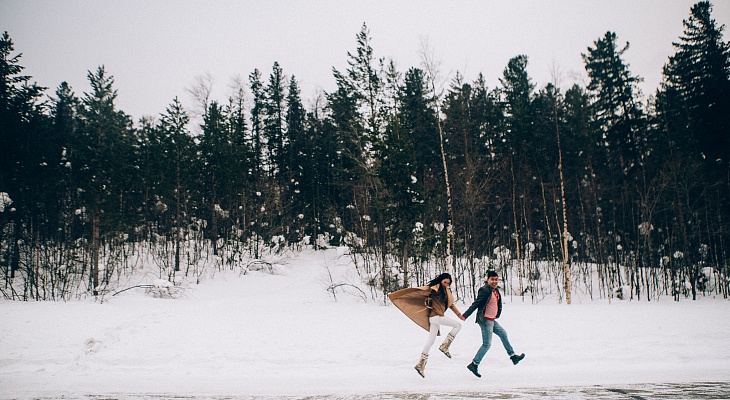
[1,247,729,398]
[0,192,12,212]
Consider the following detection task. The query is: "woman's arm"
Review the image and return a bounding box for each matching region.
[449,303,465,320]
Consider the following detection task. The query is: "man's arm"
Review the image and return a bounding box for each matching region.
[463,286,488,319]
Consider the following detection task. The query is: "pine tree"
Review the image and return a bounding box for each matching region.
[656,1,730,299]
[264,62,287,178]
[563,84,607,278]
[584,32,653,300]
[75,66,134,295]
[442,74,504,293]
[326,67,367,241]
[249,69,266,178]
[661,1,730,163]
[0,32,48,214]
[136,116,158,238]
[305,97,340,247]
[499,55,536,158]
[225,81,254,249]
[285,76,307,243]
[199,101,232,252]
[499,55,536,291]
[0,32,50,294]
[378,67,434,284]
[49,82,81,244]
[533,83,574,303]
[401,68,439,182]
[0,31,31,123]
[347,23,385,145]
[582,32,646,176]
[157,98,195,272]
[248,69,269,256]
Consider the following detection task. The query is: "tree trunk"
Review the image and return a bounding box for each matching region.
[420,42,455,273]
[555,104,571,305]
[437,115,455,274]
[91,210,100,296]
[175,151,181,272]
[510,161,522,286]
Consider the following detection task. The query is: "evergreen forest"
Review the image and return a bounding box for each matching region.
[1,2,729,302]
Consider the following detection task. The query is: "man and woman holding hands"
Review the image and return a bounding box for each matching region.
[389,271,525,378]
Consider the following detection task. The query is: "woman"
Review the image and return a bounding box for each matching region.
[388,273,466,377]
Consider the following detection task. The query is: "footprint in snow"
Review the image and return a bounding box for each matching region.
[84,338,105,354]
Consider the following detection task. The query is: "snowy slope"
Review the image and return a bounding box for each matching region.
[1,247,729,398]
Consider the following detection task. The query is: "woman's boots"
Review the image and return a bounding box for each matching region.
[438,333,456,358]
[414,352,428,377]
[416,333,457,377]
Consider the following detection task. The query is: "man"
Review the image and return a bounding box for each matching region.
[462,271,525,378]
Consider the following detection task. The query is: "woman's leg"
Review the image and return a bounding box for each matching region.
[421,316,441,354]
[422,315,461,354]
[435,315,462,336]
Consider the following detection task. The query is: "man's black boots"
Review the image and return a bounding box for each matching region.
[510,353,525,365]
[467,362,481,377]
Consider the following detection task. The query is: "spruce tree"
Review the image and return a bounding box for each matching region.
[499,55,536,282]
[157,98,195,271]
[199,101,232,251]
[442,74,504,279]
[499,55,535,151]
[225,82,254,249]
[582,32,646,176]
[285,76,307,243]
[661,1,730,163]
[0,32,48,219]
[75,66,134,294]
[264,62,287,179]
[326,68,366,241]
[0,32,51,294]
[305,99,340,247]
[378,67,433,283]
[347,23,385,146]
[249,69,266,178]
[49,82,81,243]
[656,1,730,299]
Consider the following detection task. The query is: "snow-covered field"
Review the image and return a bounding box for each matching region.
[1,248,729,399]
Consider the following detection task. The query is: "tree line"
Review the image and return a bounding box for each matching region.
[1,2,729,302]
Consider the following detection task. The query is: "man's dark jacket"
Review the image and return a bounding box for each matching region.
[463,284,502,324]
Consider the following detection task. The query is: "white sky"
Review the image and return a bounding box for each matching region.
[2,0,729,120]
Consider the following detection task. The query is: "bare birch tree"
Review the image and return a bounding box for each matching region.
[419,37,455,273]
[551,65,572,304]
[186,72,214,126]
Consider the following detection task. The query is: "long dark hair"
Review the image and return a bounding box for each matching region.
[427,273,453,288]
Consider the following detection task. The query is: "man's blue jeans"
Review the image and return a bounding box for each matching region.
[473,319,514,365]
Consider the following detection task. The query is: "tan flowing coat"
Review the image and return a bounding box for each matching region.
[388,284,463,333]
